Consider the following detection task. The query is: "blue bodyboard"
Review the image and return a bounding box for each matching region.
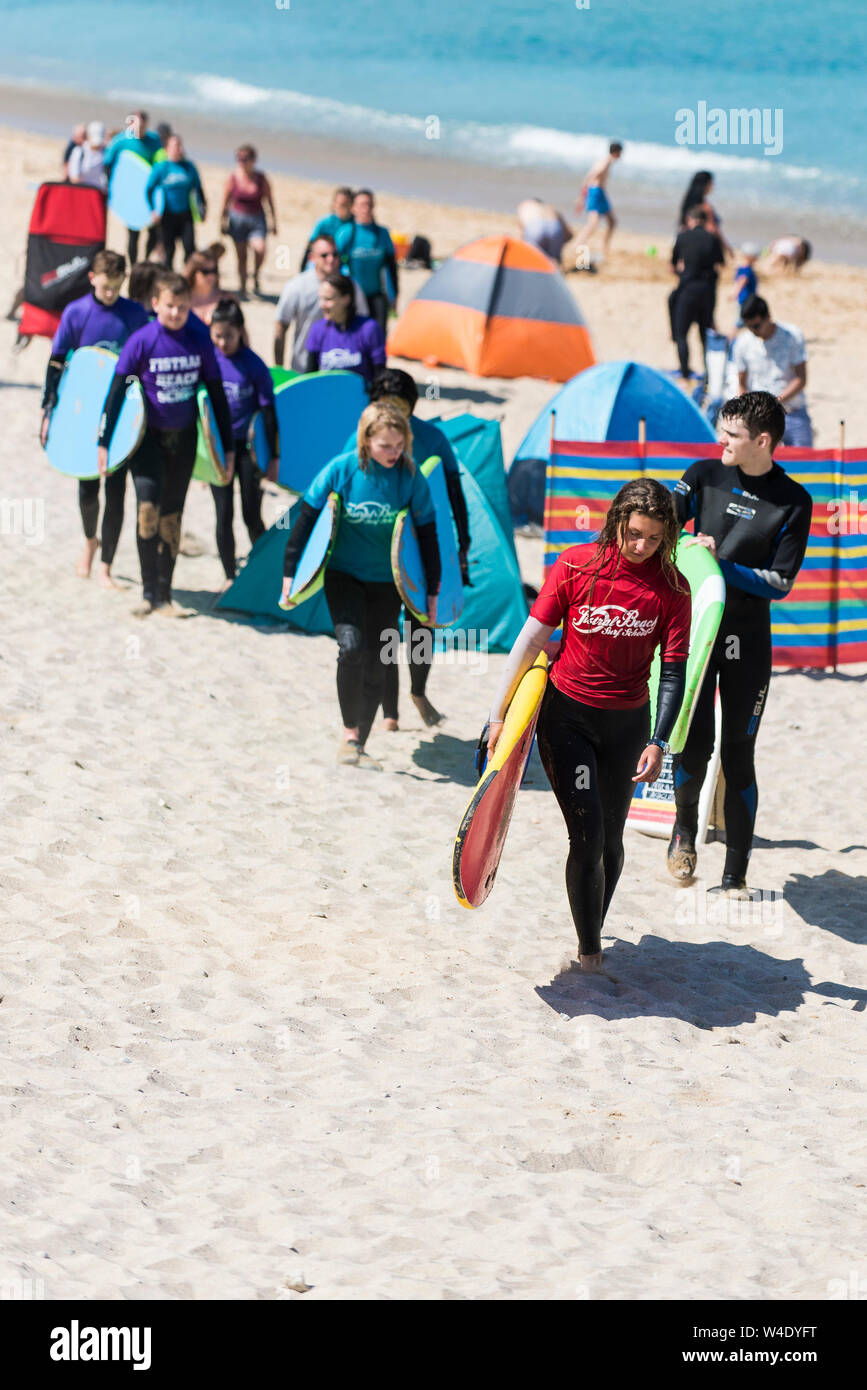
[247,410,272,473]
[108,149,162,230]
[272,371,367,492]
[390,456,463,628]
[280,491,341,607]
[45,347,145,479]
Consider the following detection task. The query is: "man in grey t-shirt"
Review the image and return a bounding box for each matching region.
[274,234,367,371]
[733,294,813,446]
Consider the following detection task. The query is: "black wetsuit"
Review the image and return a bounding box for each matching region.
[669,226,724,377]
[673,457,813,879]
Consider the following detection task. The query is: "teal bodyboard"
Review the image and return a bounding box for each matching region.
[44,347,145,479]
[247,411,271,473]
[283,492,341,606]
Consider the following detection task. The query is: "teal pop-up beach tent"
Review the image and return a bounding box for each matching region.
[217,412,528,653]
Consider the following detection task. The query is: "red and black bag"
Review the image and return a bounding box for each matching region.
[17,181,106,344]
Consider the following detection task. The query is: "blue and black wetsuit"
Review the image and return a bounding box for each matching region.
[673,456,813,879]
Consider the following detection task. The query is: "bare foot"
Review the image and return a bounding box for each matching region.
[97,564,125,591]
[131,599,156,619]
[75,537,98,578]
[578,952,605,975]
[153,599,196,619]
[411,693,444,726]
[382,717,399,732]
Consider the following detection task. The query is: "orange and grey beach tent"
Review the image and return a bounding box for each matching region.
[387,235,595,381]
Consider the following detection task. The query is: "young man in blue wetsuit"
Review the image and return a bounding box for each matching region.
[281,401,441,770]
[97,271,233,618]
[146,134,206,269]
[367,368,472,729]
[668,391,813,895]
[335,189,398,335]
[40,249,148,589]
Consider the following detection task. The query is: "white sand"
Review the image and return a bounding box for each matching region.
[1,128,866,1301]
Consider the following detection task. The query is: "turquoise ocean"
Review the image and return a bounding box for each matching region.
[0,0,864,222]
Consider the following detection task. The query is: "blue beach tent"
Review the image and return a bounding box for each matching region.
[509,360,717,526]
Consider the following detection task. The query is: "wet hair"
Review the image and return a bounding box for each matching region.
[153,270,191,300]
[565,477,686,608]
[609,141,623,155]
[128,261,161,308]
[91,249,126,279]
[356,402,414,474]
[719,392,786,452]
[210,297,246,332]
[740,294,769,321]
[369,368,418,410]
[679,171,713,228]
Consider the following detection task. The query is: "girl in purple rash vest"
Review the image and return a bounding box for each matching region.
[97,271,233,618]
[41,250,148,589]
[304,274,385,389]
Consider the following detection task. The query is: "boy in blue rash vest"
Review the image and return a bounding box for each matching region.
[207,298,278,585]
[40,250,148,590]
[103,111,163,264]
[281,401,441,770]
[335,190,398,336]
[364,368,472,730]
[97,271,233,618]
[146,134,206,269]
[668,391,812,896]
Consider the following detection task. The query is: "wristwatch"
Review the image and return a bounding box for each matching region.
[648,737,669,753]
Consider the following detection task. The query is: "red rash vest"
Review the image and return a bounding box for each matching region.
[531,541,691,708]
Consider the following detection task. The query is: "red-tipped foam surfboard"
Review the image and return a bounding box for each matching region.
[453,654,548,909]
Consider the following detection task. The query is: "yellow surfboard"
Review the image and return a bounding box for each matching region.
[452,654,548,909]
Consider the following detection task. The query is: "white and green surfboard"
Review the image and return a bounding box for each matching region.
[628,536,726,841]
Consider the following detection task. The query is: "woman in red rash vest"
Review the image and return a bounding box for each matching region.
[486,478,691,974]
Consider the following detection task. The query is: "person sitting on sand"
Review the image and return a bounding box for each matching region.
[304,274,386,390]
[146,135,206,268]
[575,141,622,259]
[517,199,573,266]
[300,186,355,270]
[486,477,690,975]
[40,250,148,590]
[281,401,441,770]
[207,298,278,588]
[220,144,277,298]
[766,236,811,273]
[274,234,367,372]
[97,270,233,618]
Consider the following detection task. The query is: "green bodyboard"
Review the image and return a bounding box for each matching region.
[648,536,725,753]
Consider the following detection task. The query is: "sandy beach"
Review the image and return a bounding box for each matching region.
[1,122,866,1302]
